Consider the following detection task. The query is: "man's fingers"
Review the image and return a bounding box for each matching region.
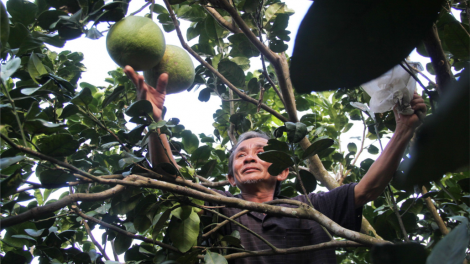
[155,73,169,95]
[124,66,139,86]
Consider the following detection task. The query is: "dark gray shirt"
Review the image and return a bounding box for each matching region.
[210,183,362,264]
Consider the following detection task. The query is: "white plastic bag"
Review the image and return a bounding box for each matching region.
[361,62,422,115]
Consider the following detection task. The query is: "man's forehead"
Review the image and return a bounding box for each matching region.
[235,137,268,152]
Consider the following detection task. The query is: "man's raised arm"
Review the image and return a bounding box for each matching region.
[124,66,177,175]
[354,92,427,208]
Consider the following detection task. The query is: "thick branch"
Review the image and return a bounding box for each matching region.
[215,1,298,121]
[423,23,455,93]
[72,205,179,252]
[224,240,365,261]
[201,179,230,187]
[1,184,126,229]
[422,186,448,235]
[163,0,287,122]
[111,175,389,246]
[203,6,241,33]
[1,133,101,182]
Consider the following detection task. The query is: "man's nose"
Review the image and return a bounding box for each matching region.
[243,153,256,163]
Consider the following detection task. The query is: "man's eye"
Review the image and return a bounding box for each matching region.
[238,154,245,158]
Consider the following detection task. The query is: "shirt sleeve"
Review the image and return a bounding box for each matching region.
[307,183,363,232]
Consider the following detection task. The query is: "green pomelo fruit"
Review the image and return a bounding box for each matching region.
[143,45,195,94]
[1,1,9,49]
[106,16,166,71]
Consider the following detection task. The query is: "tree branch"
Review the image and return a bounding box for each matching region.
[81,211,111,260]
[71,205,179,252]
[203,5,241,33]
[421,186,448,235]
[163,0,287,122]
[423,23,455,93]
[1,183,127,229]
[1,133,101,182]
[224,240,366,261]
[202,210,250,238]
[214,1,298,121]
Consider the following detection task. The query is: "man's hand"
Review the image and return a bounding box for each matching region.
[124,65,168,121]
[394,91,427,133]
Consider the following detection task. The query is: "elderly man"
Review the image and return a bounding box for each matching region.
[124,66,426,264]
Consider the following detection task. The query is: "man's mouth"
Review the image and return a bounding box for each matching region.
[242,167,260,173]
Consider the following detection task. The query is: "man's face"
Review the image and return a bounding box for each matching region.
[228,137,285,190]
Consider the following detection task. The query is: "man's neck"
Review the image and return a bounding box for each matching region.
[240,190,275,203]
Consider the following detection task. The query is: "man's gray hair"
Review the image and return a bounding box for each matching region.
[227,131,283,197]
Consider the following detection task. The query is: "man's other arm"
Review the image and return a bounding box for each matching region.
[354,92,426,208]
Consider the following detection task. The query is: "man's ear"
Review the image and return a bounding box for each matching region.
[277,168,289,181]
[227,174,236,186]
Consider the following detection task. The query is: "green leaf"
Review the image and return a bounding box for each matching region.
[181,130,199,154]
[152,209,171,240]
[371,243,427,264]
[37,134,80,157]
[125,100,153,117]
[273,126,286,138]
[24,229,45,237]
[302,138,335,159]
[218,59,245,88]
[347,143,357,153]
[291,0,444,92]
[0,155,25,169]
[190,145,211,166]
[39,169,76,186]
[7,0,38,25]
[71,87,93,106]
[295,170,317,193]
[171,205,192,220]
[258,150,294,175]
[368,145,379,155]
[198,88,212,102]
[426,218,469,264]
[168,211,200,253]
[0,169,23,198]
[265,3,286,25]
[28,52,48,82]
[263,139,289,153]
[204,250,228,264]
[360,158,374,172]
[176,4,206,22]
[151,3,168,14]
[228,33,260,58]
[285,122,307,143]
[59,104,80,119]
[37,10,68,30]
[1,57,21,82]
[114,233,133,255]
[439,13,470,60]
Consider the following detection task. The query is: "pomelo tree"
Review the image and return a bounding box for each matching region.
[1,0,469,263]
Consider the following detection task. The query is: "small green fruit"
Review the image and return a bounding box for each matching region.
[106,16,166,71]
[143,45,195,94]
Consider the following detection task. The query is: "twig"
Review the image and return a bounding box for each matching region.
[150,0,155,19]
[258,33,285,107]
[200,179,230,187]
[193,203,278,251]
[130,1,151,16]
[387,185,410,242]
[110,240,119,261]
[162,0,287,122]
[435,180,459,204]
[72,204,179,252]
[228,88,238,145]
[202,210,250,238]
[339,113,367,184]
[76,207,110,260]
[1,82,28,146]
